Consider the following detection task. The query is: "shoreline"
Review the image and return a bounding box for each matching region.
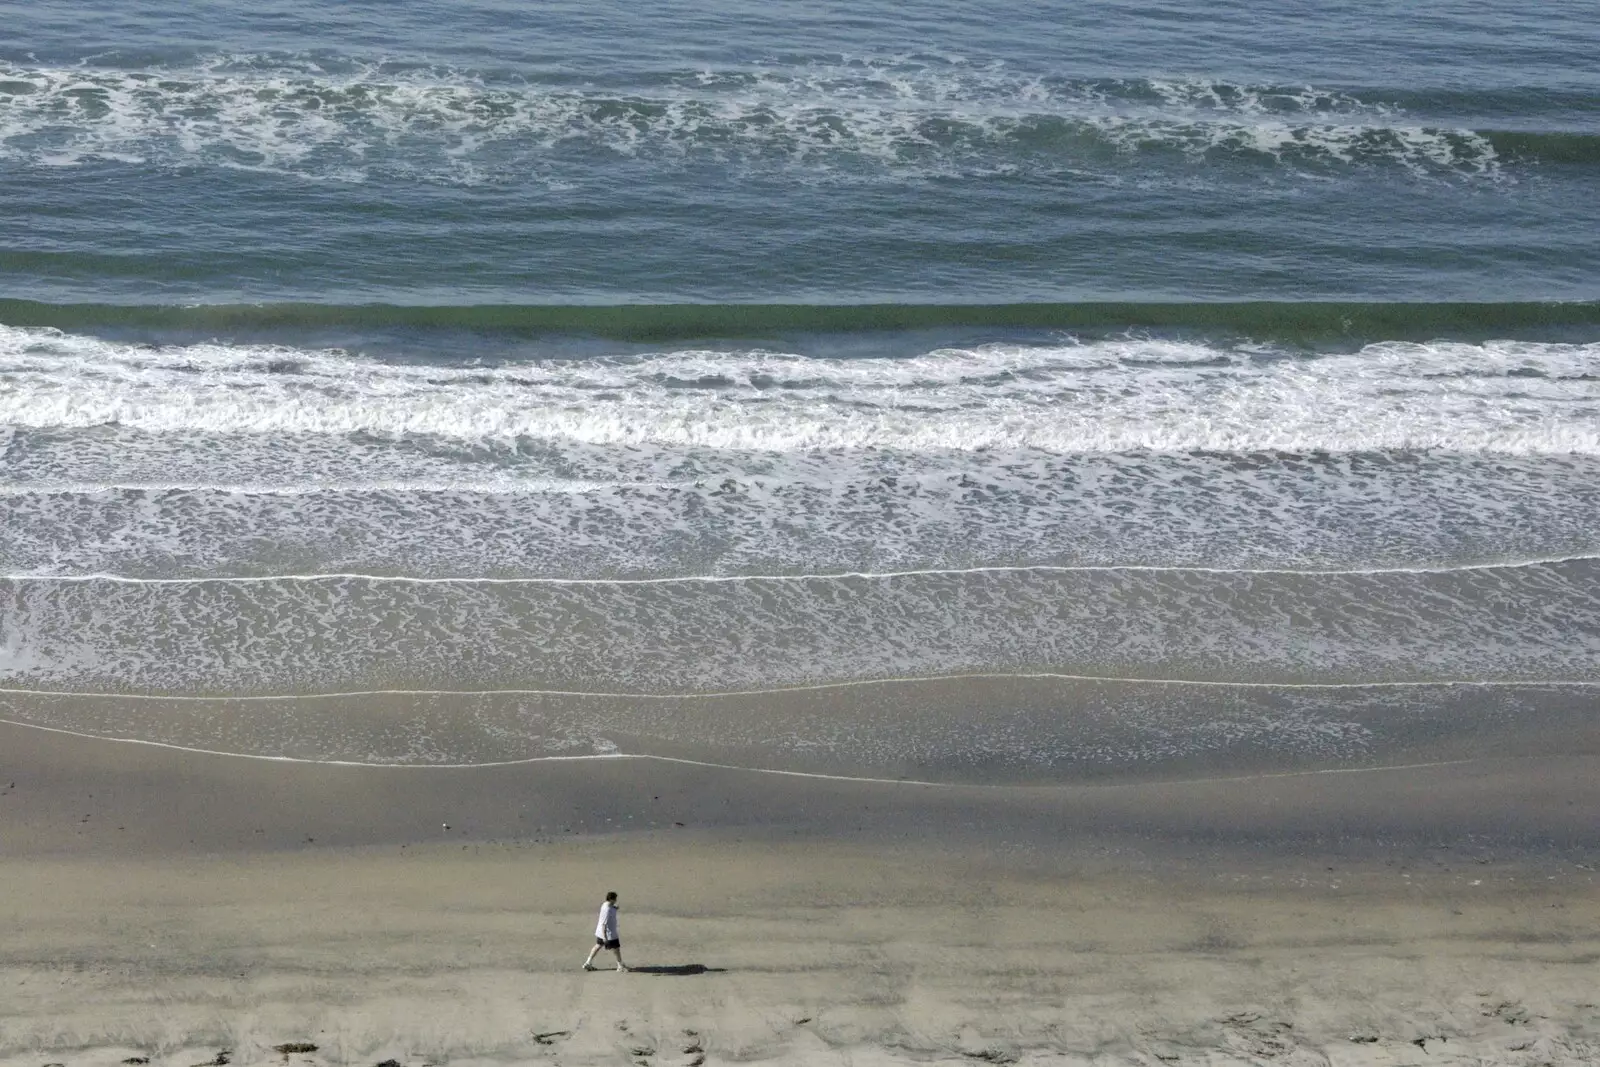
[6,717,1600,857]
[0,708,1553,781]
[6,677,1599,785]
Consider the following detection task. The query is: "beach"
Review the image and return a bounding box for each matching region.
[5,719,1600,1067]
[5,1,1600,1064]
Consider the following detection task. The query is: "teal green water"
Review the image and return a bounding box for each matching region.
[3,299,1599,344]
[3,0,1599,304]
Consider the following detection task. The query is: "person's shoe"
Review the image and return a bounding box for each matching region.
[582,963,596,971]
[616,964,629,972]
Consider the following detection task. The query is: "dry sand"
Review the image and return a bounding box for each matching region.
[3,720,1600,1067]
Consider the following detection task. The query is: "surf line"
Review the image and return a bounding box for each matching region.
[0,480,669,497]
[0,713,1497,787]
[2,672,1597,704]
[8,552,1600,586]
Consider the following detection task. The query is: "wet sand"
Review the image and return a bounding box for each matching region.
[3,719,1600,1066]
[6,680,1600,783]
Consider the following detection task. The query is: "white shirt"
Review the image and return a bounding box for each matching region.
[595,901,619,941]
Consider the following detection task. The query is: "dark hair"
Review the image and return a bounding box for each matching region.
[605,891,618,902]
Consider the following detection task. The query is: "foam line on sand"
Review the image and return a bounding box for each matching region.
[0,713,1495,783]
[7,551,1599,585]
[1,672,1595,706]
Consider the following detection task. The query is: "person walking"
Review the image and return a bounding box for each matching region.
[583,891,628,972]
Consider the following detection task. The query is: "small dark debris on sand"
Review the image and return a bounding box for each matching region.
[961,1050,1018,1064]
[1484,1001,1531,1025]
[375,1059,404,1067]
[532,1031,570,1045]
[123,1059,151,1065]
[191,1051,231,1067]
[274,1044,318,1056]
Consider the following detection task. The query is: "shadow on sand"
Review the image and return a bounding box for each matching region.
[630,964,725,976]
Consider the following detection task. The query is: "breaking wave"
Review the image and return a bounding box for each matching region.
[0,54,1517,181]
[3,323,1597,453]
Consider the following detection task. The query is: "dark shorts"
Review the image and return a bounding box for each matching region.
[596,937,621,950]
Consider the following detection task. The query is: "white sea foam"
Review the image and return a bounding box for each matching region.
[5,324,1595,712]
[5,325,1597,579]
[0,55,1501,181]
[1,564,1595,695]
[4,445,1597,578]
[2,324,1595,453]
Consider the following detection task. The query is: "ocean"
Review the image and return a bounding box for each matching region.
[1,0,1596,779]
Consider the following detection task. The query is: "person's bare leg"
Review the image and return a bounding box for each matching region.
[583,943,601,971]
[612,947,629,972]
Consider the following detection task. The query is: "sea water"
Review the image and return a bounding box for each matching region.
[1,0,1596,777]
